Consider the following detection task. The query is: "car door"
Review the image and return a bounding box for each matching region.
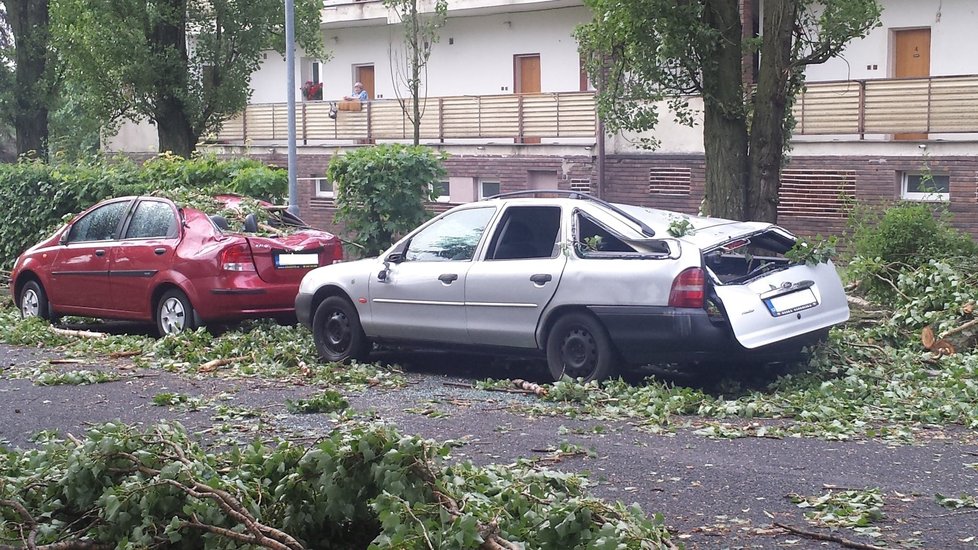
[464,205,567,348]
[47,199,133,312]
[368,206,497,344]
[110,199,180,316]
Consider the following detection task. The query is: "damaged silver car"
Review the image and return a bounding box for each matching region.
[295,191,849,381]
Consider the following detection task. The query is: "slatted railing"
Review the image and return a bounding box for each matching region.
[215,92,597,143]
[213,76,978,144]
[793,74,978,135]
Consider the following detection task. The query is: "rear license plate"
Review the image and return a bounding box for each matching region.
[275,252,319,268]
[764,288,818,316]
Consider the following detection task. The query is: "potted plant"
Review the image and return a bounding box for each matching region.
[301,81,323,101]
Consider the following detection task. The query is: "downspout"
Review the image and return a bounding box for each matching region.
[596,116,606,199]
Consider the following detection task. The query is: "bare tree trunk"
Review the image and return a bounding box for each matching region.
[700,0,749,220]
[150,0,197,157]
[410,0,421,145]
[746,0,800,223]
[6,0,50,159]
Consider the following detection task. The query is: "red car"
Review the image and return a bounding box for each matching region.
[10,195,342,335]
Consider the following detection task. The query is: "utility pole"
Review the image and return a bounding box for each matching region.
[285,0,299,215]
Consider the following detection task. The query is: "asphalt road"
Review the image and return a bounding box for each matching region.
[2,342,978,549]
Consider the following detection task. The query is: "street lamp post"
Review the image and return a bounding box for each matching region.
[285,0,299,215]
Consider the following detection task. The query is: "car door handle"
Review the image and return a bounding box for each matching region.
[438,273,458,284]
[530,273,552,285]
[154,247,166,255]
[94,249,105,257]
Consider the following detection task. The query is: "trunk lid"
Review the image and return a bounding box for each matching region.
[701,229,850,349]
[247,231,342,284]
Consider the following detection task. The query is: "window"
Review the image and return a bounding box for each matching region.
[67,201,130,243]
[479,181,501,199]
[315,178,335,198]
[125,200,177,239]
[432,181,450,203]
[405,207,496,262]
[487,206,562,260]
[902,172,949,201]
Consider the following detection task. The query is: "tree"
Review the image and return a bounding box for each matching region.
[328,144,444,256]
[577,0,881,222]
[383,0,448,145]
[1,0,53,159]
[51,0,323,158]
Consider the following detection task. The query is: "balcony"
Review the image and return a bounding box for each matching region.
[215,92,597,145]
[794,74,978,136]
[212,75,978,146]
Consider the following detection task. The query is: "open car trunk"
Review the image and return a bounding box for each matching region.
[700,228,850,349]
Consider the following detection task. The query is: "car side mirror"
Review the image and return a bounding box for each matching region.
[386,252,404,264]
[59,232,69,245]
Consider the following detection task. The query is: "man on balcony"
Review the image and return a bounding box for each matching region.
[344,82,368,102]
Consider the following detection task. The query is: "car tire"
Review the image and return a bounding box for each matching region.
[313,296,369,363]
[546,312,618,382]
[20,280,52,321]
[156,289,198,336]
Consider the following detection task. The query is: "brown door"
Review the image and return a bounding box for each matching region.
[894,28,930,140]
[355,65,375,100]
[514,54,541,144]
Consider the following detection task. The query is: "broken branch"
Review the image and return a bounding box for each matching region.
[773,522,888,550]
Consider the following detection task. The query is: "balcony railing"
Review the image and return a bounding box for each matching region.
[212,76,978,145]
[215,92,598,144]
[794,74,978,136]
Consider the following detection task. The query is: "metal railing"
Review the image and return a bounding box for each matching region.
[793,74,978,136]
[215,92,598,143]
[212,76,978,144]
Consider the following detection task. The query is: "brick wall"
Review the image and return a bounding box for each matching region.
[124,149,978,240]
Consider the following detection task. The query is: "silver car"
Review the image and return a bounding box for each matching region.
[295,191,849,381]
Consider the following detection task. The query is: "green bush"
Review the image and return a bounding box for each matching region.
[328,144,445,256]
[847,202,978,298]
[0,154,288,269]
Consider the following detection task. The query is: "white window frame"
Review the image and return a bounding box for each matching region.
[431,181,451,203]
[315,178,335,199]
[901,172,949,202]
[479,180,501,199]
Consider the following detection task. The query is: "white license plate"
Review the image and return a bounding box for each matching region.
[275,252,319,268]
[765,288,818,316]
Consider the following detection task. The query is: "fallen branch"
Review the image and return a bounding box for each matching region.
[49,327,108,339]
[0,498,112,550]
[108,350,143,359]
[199,355,249,373]
[773,522,888,550]
[442,381,535,395]
[48,359,86,365]
[512,378,547,397]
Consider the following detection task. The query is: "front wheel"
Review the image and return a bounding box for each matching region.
[20,281,52,320]
[546,312,618,382]
[156,289,198,336]
[313,296,370,363]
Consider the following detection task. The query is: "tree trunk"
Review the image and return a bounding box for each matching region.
[410,0,421,145]
[150,0,197,157]
[700,0,749,220]
[6,0,50,159]
[746,0,800,223]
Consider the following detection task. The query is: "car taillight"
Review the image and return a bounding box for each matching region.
[669,267,705,308]
[323,242,343,264]
[221,243,256,272]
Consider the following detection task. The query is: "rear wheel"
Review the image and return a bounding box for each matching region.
[546,312,617,382]
[20,281,51,320]
[156,289,198,336]
[313,296,369,363]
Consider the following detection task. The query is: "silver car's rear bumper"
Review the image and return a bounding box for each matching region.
[587,305,828,365]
